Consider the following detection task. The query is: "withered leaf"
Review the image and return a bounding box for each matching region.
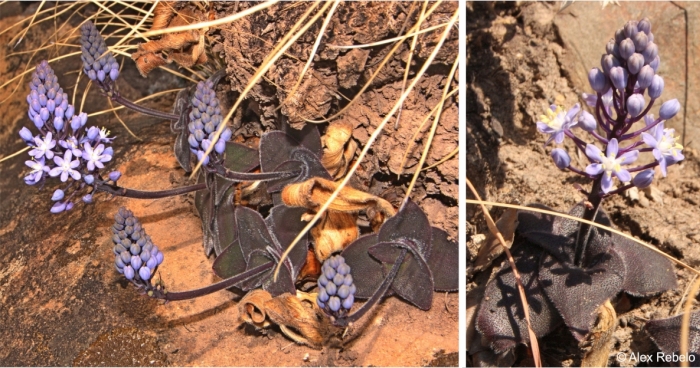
[321,121,357,179]
[473,208,518,272]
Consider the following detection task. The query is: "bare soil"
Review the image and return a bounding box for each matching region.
[467,2,700,367]
[0,2,458,366]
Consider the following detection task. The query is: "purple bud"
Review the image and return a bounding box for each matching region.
[318,274,329,287]
[626,94,645,117]
[32,115,44,129]
[78,112,88,127]
[87,70,97,81]
[632,169,654,189]
[325,281,337,296]
[194,129,204,142]
[115,255,125,269]
[82,194,93,203]
[65,105,75,120]
[188,134,199,148]
[50,202,67,213]
[38,94,48,107]
[30,99,41,113]
[342,294,354,310]
[619,38,635,60]
[632,31,648,52]
[124,265,135,280]
[87,126,99,140]
[627,53,644,75]
[328,296,341,312]
[120,251,131,264]
[97,70,106,82]
[40,108,50,122]
[131,255,143,270]
[609,67,628,90]
[601,54,620,76]
[648,75,664,99]
[109,68,119,81]
[146,257,157,270]
[214,138,226,154]
[140,249,151,263]
[659,99,680,120]
[637,65,654,89]
[614,28,625,44]
[65,202,74,211]
[54,92,63,106]
[624,21,638,38]
[318,287,329,303]
[551,148,571,170]
[344,274,353,286]
[109,171,121,181]
[139,266,151,280]
[221,128,232,141]
[51,189,65,201]
[201,139,211,152]
[53,117,64,131]
[638,18,652,35]
[650,55,660,72]
[70,116,81,131]
[47,88,56,100]
[46,99,56,113]
[588,68,609,93]
[155,251,164,265]
[19,127,33,141]
[337,263,350,276]
[333,273,344,286]
[578,111,597,132]
[337,284,350,299]
[54,106,64,119]
[642,42,658,64]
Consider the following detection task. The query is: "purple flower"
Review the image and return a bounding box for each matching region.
[49,150,81,182]
[24,158,49,185]
[536,104,581,146]
[98,127,114,143]
[585,138,639,193]
[58,136,83,158]
[641,122,684,177]
[82,142,112,171]
[28,132,56,159]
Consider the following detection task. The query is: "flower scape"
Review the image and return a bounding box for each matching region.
[9,6,459,360]
[469,15,699,366]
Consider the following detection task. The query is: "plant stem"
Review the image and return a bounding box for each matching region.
[213,164,300,182]
[334,248,407,327]
[111,93,180,121]
[95,182,208,199]
[574,178,603,266]
[158,261,275,301]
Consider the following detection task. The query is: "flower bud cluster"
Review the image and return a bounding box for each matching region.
[537,18,684,195]
[112,207,164,288]
[20,60,120,213]
[187,80,231,166]
[80,21,119,84]
[317,254,356,318]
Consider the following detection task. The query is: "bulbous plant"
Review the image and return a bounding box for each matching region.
[474,18,682,356]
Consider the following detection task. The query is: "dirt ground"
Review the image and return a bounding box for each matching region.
[0,2,458,366]
[467,2,700,367]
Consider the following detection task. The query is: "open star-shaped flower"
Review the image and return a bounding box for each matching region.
[49,150,81,182]
[641,122,684,176]
[585,138,639,193]
[28,132,56,159]
[24,157,49,185]
[83,142,112,171]
[536,104,580,146]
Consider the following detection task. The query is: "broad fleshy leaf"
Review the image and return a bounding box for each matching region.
[612,234,677,296]
[224,141,259,173]
[341,234,385,298]
[428,227,458,291]
[646,311,700,357]
[265,205,309,278]
[378,200,432,260]
[212,238,246,279]
[369,241,434,310]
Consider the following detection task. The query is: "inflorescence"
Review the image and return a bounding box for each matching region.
[537,17,683,196]
[112,207,164,290]
[80,20,119,89]
[317,254,356,319]
[187,80,231,166]
[20,60,120,213]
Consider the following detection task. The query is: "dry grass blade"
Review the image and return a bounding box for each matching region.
[467,178,542,367]
[680,277,700,367]
[393,1,426,131]
[273,7,459,281]
[401,54,458,209]
[421,146,458,171]
[10,0,45,48]
[140,1,279,38]
[0,147,30,163]
[279,0,340,112]
[329,22,448,50]
[190,1,328,179]
[107,98,141,141]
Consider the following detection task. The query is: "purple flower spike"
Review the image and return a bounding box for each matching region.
[585,138,639,193]
[642,122,684,177]
[626,94,645,117]
[551,148,571,170]
[659,99,680,120]
[536,104,580,146]
[632,170,655,189]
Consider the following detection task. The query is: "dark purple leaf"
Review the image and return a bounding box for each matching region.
[235,206,275,264]
[612,234,676,296]
[282,122,322,157]
[646,311,700,356]
[428,227,458,291]
[212,238,246,279]
[476,242,563,353]
[378,200,432,260]
[259,131,301,173]
[369,241,434,310]
[341,234,385,298]
[224,141,259,173]
[265,205,308,278]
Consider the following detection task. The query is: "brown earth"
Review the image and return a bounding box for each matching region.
[0,2,458,367]
[467,2,700,367]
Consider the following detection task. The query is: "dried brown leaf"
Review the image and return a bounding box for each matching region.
[238,289,273,329]
[321,121,357,179]
[473,208,518,272]
[299,248,322,280]
[264,292,325,348]
[581,300,617,367]
[311,211,358,262]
